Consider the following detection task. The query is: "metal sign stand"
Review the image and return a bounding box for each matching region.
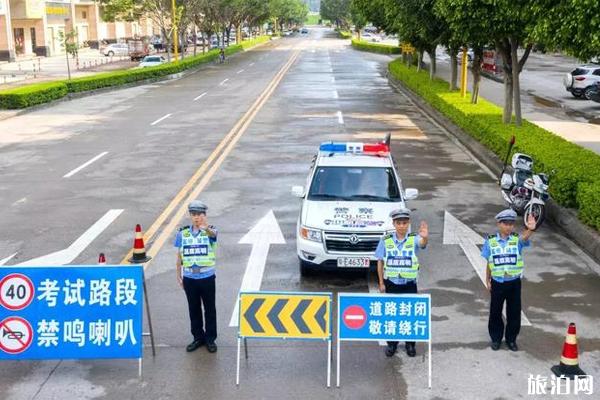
[139,269,156,378]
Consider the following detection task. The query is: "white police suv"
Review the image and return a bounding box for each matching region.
[292,140,419,276]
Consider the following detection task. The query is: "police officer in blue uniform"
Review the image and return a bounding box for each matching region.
[175,200,218,353]
[481,209,536,352]
[375,208,428,358]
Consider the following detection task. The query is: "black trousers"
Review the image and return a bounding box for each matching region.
[183,275,217,342]
[384,279,417,348]
[489,278,521,343]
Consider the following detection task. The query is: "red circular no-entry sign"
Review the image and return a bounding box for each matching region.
[342,305,367,330]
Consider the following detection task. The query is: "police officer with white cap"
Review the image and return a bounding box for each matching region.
[375,207,428,357]
[481,209,536,352]
[175,200,218,353]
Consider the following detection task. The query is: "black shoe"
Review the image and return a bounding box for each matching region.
[186,339,205,352]
[490,341,501,351]
[506,342,519,352]
[206,341,218,353]
[405,343,416,357]
[385,344,397,357]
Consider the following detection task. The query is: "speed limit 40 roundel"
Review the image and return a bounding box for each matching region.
[0,274,35,311]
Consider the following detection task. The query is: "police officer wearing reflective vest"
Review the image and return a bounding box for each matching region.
[481,209,536,352]
[375,208,428,357]
[175,200,218,353]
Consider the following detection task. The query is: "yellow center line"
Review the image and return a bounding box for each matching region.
[121,48,301,266]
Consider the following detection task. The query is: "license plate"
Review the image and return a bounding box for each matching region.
[337,257,370,268]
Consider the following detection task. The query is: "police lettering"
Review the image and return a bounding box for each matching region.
[182,245,209,256]
[493,255,518,266]
[386,256,413,268]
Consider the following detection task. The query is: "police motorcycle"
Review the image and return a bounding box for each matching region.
[499,137,552,230]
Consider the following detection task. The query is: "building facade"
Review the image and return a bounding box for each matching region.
[0,0,157,62]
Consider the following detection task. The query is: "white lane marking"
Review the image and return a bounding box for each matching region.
[0,253,17,266]
[193,92,207,101]
[333,90,339,99]
[219,78,229,86]
[443,211,532,326]
[12,197,27,206]
[17,209,124,266]
[150,113,172,126]
[237,69,244,74]
[337,111,344,124]
[367,273,387,346]
[248,63,255,67]
[63,152,109,178]
[229,210,286,327]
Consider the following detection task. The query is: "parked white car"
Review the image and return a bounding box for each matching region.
[101,43,128,57]
[138,56,166,68]
[563,64,600,99]
[361,32,381,42]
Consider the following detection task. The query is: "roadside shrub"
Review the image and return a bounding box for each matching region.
[351,39,401,54]
[388,59,600,230]
[338,30,352,39]
[0,82,68,109]
[577,182,600,231]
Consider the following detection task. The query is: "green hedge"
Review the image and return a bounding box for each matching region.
[338,30,352,39]
[0,82,68,109]
[0,36,270,109]
[388,59,600,231]
[351,39,401,54]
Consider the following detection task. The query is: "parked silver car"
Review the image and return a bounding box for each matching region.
[101,43,129,57]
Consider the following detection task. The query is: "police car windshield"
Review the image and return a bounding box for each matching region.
[308,167,401,202]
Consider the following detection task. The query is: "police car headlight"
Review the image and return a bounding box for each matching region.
[300,226,322,242]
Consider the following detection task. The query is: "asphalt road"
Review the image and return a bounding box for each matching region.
[1,28,599,400]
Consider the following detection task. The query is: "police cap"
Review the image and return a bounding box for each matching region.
[188,200,207,214]
[389,208,411,220]
[495,208,517,222]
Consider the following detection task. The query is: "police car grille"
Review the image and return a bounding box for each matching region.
[324,232,382,253]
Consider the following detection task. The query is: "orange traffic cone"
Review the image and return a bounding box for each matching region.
[551,322,586,378]
[128,224,152,264]
[98,253,106,265]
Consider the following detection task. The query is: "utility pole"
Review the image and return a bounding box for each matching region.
[171,0,179,62]
[460,47,468,97]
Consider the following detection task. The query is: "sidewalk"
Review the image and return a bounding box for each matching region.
[427,53,600,155]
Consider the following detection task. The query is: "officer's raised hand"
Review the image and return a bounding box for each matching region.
[418,221,429,248]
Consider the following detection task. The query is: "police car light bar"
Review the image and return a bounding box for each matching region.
[319,142,390,155]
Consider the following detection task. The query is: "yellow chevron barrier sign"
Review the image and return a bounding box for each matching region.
[239,292,331,339]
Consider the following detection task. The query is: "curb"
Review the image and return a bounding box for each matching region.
[0,39,272,121]
[386,71,600,265]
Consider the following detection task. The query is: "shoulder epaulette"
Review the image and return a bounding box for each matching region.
[179,225,191,232]
[408,232,417,237]
[487,234,496,239]
[383,233,393,240]
[510,232,519,237]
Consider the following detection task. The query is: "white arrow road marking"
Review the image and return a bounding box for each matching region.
[229,210,286,327]
[17,209,124,266]
[443,211,532,326]
[337,111,344,124]
[63,152,109,178]
[0,253,17,266]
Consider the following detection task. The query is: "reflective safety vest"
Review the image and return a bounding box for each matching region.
[487,233,524,278]
[179,226,216,274]
[383,233,420,280]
